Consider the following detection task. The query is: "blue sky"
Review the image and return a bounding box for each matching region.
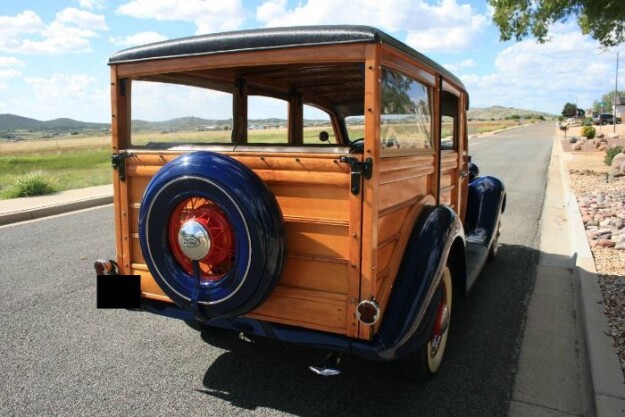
[0,0,623,122]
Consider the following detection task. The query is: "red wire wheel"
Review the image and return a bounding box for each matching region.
[167,197,235,282]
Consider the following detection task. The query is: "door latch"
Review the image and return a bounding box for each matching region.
[340,156,373,195]
[111,151,133,181]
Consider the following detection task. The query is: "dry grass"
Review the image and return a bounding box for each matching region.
[0,134,111,155]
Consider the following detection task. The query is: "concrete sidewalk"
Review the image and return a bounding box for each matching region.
[0,184,113,226]
[509,136,625,417]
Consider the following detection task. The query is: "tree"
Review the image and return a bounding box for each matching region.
[488,0,625,47]
[562,102,578,118]
[592,90,625,112]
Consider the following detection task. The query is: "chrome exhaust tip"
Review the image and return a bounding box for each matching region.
[355,299,380,325]
[309,351,343,377]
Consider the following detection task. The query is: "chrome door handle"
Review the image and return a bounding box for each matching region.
[460,170,469,178]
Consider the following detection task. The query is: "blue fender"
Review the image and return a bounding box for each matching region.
[465,175,505,245]
[463,175,506,288]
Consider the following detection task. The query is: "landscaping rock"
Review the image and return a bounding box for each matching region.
[612,153,625,168]
[598,239,616,248]
[577,187,625,250]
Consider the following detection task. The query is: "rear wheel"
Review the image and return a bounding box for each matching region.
[400,265,453,382]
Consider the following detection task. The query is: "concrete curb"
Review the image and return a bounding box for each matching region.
[555,136,625,417]
[0,195,112,226]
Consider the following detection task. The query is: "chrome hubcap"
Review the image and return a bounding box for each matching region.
[178,220,211,261]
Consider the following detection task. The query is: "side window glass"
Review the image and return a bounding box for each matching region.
[247,96,288,144]
[441,91,459,150]
[303,105,336,144]
[380,68,432,156]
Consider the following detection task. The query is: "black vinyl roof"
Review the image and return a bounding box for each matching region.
[109,25,464,89]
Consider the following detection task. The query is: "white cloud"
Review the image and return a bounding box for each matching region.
[110,32,168,47]
[78,0,106,10]
[132,80,232,121]
[0,68,20,91]
[21,73,108,120]
[117,0,246,35]
[0,57,25,67]
[461,29,624,113]
[0,9,107,54]
[56,8,108,30]
[255,0,487,53]
[443,58,476,73]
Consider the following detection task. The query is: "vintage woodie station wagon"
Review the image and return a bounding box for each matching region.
[96,25,506,381]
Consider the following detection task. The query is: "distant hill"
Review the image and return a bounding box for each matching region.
[468,106,554,120]
[0,114,109,132]
[1,106,554,137]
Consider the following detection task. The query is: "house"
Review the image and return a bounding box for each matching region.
[613,96,625,118]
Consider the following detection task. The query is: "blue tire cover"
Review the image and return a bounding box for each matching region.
[139,152,284,317]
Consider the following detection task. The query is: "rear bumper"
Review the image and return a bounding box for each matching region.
[141,296,439,362]
[96,273,438,362]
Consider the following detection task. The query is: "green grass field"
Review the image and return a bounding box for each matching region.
[0,120,525,199]
[0,147,111,199]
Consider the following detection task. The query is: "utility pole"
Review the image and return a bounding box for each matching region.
[615,51,619,134]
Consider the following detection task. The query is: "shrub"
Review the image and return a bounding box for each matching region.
[581,125,596,139]
[0,172,56,199]
[582,119,592,126]
[605,146,624,166]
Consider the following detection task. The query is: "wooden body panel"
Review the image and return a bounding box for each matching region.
[440,151,459,211]
[120,151,361,336]
[372,156,436,331]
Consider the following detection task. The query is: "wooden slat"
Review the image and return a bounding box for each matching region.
[248,286,347,334]
[285,221,349,259]
[272,184,349,222]
[280,256,347,294]
[116,44,367,78]
[381,45,437,86]
[379,176,428,213]
[359,43,382,340]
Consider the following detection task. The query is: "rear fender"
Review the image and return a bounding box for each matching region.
[358,205,465,360]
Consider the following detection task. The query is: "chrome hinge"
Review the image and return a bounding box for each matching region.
[111,151,133,181]
[340,156,373,195]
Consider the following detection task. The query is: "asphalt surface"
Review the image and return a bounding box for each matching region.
[0,123,555,417]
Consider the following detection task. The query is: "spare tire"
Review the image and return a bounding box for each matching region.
[139,152,284,317]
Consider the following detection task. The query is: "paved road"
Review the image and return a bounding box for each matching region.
[0,123,555,417]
